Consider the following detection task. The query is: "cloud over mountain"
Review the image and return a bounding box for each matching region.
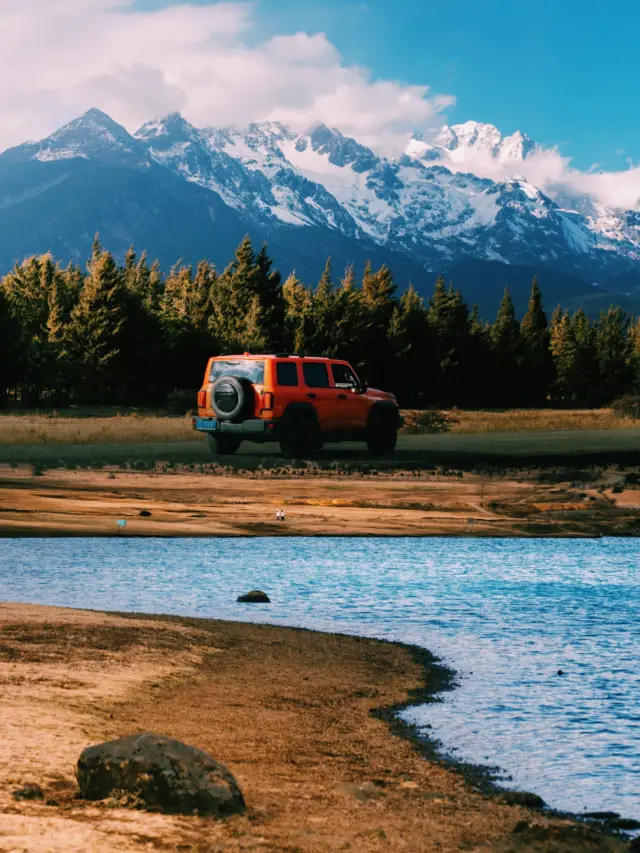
[0,0,451,156]
[1,0,638,210]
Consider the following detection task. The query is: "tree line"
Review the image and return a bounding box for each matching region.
[1,235,639,409]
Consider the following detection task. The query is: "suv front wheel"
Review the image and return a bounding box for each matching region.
[366,410,398,456]
[208,434,243,455]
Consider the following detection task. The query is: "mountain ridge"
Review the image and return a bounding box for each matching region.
[0,108,639,316]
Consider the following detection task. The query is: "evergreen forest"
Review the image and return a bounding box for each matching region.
[1,235,639,410]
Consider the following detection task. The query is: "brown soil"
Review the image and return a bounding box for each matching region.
[0,604,627,853]
[0,465,639,538]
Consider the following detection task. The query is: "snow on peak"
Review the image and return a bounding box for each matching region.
[499,130,537,162]
[33,108,142,163]
[135,113,197,141]
[406,121,537,166]
[451,121,503,153]
[10,107,639,272]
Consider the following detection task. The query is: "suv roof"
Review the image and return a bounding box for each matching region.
[213,353,342,361]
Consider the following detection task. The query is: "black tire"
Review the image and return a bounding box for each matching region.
[366,411,398,456]
[207,434,242,455]
[210,376,252,421]
[279,414,321,459]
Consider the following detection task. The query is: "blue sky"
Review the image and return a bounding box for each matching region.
[249,0,638,171]
[137,0,637,171]
[5,0,637,197]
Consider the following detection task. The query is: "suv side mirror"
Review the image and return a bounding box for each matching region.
[354,379,367,394]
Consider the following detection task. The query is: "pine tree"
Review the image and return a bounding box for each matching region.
[426,277,471,404]
[569,309,598,403]
[388,285,429,404]
[490,288,522,405]
[630,316,640,391]
[123,246,137,293]
[550,307,580,403]
[0,288,20,405]
[593,306,634,403]
[66,249,127,401]
[360,262,398,389]
[208,237,276,352]
[464,305,492,406]
[306,259,337,355]
[243,296,269,353]
[1,255,60,403]
[520,276,552,404]
[45,277,73,403]
[282,272,309,353]
[333,266,370,367]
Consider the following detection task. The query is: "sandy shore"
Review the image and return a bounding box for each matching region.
[0,464,639,538]
[0,603,629,853]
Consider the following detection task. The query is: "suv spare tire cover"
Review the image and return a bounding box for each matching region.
[211,376,250,421]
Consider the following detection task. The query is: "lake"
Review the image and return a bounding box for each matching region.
[1,536,638,819]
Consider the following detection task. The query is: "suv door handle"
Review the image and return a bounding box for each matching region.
[336,394,347,399]
[306,393,316,399]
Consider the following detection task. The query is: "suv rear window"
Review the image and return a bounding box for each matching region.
[303,362,330,388]
[276,362,299,387]
[209,360,265,384]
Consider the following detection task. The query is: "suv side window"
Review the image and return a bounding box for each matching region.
[302,362,330,388]
[331,363,358,388]
[276,362,299,387]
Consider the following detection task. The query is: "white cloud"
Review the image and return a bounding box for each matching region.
[0,0,451,154]
[432,140,640,211]
[0,0,636,210]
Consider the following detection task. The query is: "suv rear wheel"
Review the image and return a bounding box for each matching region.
[366,410,398,456]
[279,414,321,459]
[208,434,243,455]
[210,376,252,421]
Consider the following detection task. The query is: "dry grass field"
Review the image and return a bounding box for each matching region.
[447,408,636,433]
[0,407,636,446]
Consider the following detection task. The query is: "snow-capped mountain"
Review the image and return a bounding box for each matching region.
[1,107,639,314]
[407,121,539,164]
[135,111,639,277]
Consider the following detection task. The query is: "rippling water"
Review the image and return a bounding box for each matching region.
[1,536,638,818]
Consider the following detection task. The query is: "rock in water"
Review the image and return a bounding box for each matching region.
[500,790,546,809]
[76,733,245,816]
[237,590,270,603]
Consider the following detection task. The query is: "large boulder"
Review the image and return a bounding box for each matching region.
[76,733,245,817]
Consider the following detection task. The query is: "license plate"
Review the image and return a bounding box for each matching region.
[196,418,218,431]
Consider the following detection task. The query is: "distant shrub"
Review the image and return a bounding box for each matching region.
[166,389,198,415]
[611,394,640,419]
[401,409,458,435]
[537,469,594,484]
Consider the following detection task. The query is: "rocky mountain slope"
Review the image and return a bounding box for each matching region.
[1,108,638,315]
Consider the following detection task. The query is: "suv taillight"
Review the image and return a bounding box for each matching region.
[197,390,207,409]
[262,392,274,411]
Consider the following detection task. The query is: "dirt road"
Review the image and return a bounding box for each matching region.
[1,428,638,468]
[1,464,638,538]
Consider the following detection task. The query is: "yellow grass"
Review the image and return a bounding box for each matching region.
[0,413,196,446]
[0,407,636,446]
[447,408,636,434]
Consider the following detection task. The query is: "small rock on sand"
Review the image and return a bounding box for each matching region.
[237,590,271,603]
[12,784,45,802]
[76,732,245,817]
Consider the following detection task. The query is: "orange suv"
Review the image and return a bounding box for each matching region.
[194,353,403,457]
